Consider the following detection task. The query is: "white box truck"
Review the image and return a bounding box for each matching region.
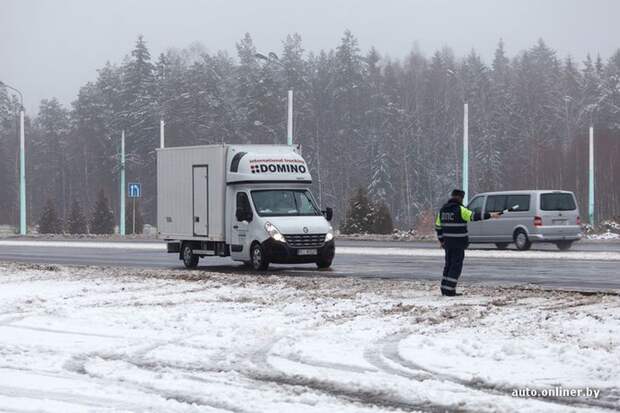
[157,144,335,270]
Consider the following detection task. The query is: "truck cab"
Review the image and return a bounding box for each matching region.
[157,144,334,270]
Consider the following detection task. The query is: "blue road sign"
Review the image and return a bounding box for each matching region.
[128,183,141,198]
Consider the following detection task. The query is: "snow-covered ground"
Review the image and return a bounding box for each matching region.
[0,263,618,413]
[588,231,620,241]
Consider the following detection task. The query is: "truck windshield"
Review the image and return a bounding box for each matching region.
[251,190,321,217]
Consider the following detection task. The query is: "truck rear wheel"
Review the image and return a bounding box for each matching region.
[251,243,270,271]
[182,244,199,269]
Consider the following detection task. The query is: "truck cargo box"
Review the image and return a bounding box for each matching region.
[157,145,227,241]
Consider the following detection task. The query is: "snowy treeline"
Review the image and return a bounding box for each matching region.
[1,31,620,229]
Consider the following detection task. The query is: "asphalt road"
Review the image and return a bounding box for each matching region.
[1,238,619,291]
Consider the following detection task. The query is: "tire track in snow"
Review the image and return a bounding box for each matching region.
[0,383,149,412]
[244,335,466,413]
[63,352,246,413]
[378,331,620,412]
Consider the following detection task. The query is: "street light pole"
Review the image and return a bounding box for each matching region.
[120,130,126,236]
[255,53,295,146]
[160,119,165,149]
[589,125,595,224]
[462,103,469,205]
[287,90,293,146]
[0,81,26,235]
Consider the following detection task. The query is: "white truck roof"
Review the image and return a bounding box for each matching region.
[226,144,312,184]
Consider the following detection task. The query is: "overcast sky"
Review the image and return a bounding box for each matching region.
[1,0,619,114]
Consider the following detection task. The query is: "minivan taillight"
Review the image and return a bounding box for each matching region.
[576,216,581,225]
[534,216,543,227]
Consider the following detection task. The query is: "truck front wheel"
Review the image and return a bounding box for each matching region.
[251,243,270,271]
[316,258,333,269]
[182,244,199,269]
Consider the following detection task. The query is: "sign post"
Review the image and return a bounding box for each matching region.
[128,183,141,234]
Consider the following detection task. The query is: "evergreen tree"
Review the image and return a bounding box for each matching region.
[487,39,513,191]
[120,35,158,224]
[372,201,394,234]
[368,150,394,204]
[38,198,62,234]
[31,98,71,221]
[0,89,23,226]
[90,189,115,234]
[66,199,87,234]
[341,187,374,234]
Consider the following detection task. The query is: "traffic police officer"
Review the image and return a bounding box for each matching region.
[435,189,499,296]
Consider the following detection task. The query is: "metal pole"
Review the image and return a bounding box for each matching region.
[160,119,165,148]
[19,109,26,235]
[2,81,27,234]
[589,126,595,224]
[287,90,293,146]
[462,103,469,204]
[132,197,136,234]
[120,130,126,236]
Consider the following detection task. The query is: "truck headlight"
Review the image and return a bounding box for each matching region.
[325,227,334,242]
[265,222,286,243]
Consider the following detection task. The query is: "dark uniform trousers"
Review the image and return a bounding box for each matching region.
[441,247,465,296]
[436,198,489,296]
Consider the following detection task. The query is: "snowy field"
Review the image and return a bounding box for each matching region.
[0,263,619,413]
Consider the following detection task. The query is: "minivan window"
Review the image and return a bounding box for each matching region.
[485,195,507,213]
[467,196,485,215]
[540,193,576,211]
[251,190,321,217]
[506,195,530,212]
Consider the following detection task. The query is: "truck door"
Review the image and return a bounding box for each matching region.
[192,166,208,236]
[231,191,252,260]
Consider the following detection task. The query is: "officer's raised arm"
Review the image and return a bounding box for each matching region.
[459,205,500,222]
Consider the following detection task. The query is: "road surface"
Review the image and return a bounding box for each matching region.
[0,239,619,291]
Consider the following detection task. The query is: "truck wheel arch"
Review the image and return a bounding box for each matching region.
[179,241,200,260]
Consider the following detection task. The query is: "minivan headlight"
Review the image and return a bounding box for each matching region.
[325,226,334,242]
[265,222,286,243]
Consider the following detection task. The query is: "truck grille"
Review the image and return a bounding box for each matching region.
[284,233,326,248]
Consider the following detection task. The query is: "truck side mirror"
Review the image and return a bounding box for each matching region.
[323,207,333,221]
[245,210,253,222]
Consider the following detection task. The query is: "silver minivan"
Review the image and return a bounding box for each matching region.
[467,190,582,250]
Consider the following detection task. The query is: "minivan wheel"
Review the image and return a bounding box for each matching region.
[514,229,532,251]
[495,243,509,250]
[250,243,270,271]
[556,241,573,251]
[182,244,199,269]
